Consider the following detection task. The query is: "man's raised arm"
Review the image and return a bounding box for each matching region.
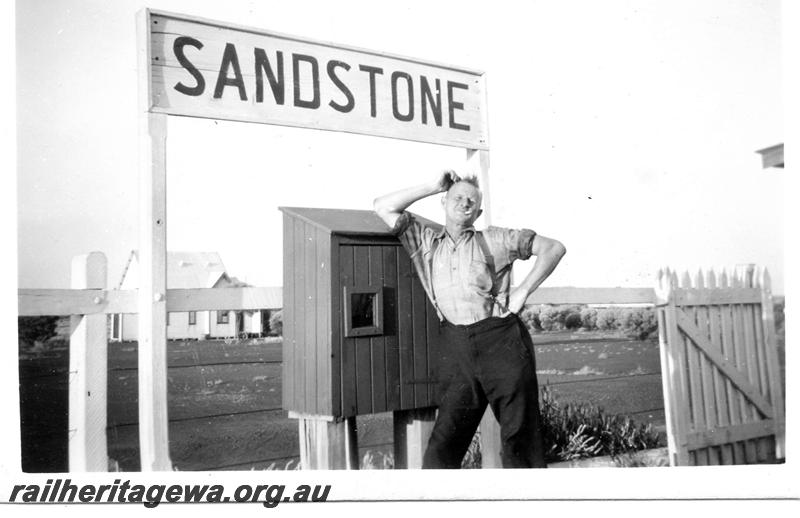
[373,170,460,228]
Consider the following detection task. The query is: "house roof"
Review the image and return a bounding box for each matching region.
[279,207,442,236]
[117,251,230,289]
[755,143,784,168]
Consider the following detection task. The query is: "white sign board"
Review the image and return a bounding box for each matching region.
[146,11,489,149]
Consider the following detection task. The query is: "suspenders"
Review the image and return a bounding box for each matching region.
[474,231,497,299]
[475,231,510,313]
[429,229,508,316]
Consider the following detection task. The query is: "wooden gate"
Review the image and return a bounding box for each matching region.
[655,265,784,466]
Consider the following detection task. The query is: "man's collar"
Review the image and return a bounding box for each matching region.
[435,225,477,242]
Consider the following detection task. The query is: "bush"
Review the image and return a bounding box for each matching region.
[539,385,662,463]
[774,298,785,351]
[618,307,658,340]
[268,310,283,336]
[334,386,663,468]
[524,305,630,333]
[774,298,784,331]
[538,306,561,331]
[519,306,542,333]
[18,316,59,346]
[579,307,598,330]
[524,304,658,339]
[461,431,482,469]
[453,386,663,467]
[595,307,623,331]
[564,313,582,330]
[560,305,581,320]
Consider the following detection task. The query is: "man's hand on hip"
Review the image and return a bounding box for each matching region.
[506,287,529,315]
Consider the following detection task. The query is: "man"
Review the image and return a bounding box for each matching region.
[373,170,566,468]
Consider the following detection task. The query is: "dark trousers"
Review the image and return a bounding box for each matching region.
[423,313,547,469]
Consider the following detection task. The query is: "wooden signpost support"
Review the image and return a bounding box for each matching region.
[137,10,172,471]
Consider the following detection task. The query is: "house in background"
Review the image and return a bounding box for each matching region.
[756,143,784,169]
[110,251,265,341]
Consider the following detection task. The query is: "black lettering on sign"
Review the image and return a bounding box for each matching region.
[292,54,320,109]
[358,65,384,118]
[447,81,470,131]
[214,43,248,100]
[254,48,285,104]
[420,76,442,126]
[173,36,205,96]
[391,72,414,122]
[327,60,355,113]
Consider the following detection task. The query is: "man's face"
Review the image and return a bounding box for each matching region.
[442,181,483,227]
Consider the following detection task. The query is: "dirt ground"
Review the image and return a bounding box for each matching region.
[18,332,670,471]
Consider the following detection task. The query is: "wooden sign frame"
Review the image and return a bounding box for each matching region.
[137,8,491,471]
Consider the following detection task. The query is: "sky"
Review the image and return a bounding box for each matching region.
[16,0,784,293]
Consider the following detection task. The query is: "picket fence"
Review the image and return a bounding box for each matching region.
[655,265,784,466]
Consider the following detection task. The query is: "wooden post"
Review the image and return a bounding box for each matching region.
[293,413,358,469]
[467,148,503,468]
[68,252,109,471]
[680,271,703,465]
[467,149,491,225]
[655,269,676,465]
[393,408,435,469]
[137,9,171,471]
[478,406,502,468]
[759,269,785,459]
[655,268,691,466]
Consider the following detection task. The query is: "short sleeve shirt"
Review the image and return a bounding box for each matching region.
[391,212,537,325]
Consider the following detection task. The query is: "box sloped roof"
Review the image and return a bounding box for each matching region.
[279,207,442,236]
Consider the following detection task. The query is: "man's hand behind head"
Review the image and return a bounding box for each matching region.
[434,169,461,193]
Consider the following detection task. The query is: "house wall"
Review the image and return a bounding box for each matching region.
[121,313,138,342]
[208,310,236,338]
[246,310,262,334]
[166,311,206,340]
[119,310,216,341]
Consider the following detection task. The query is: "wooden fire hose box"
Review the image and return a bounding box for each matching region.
[279,206,444,419]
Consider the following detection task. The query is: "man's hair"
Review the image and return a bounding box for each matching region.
[448,175,480,191]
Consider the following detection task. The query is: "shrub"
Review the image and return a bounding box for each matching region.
[526,305,601,332]
[459,387,663,467]
[618,307,658,340]
[18,316,59,346]
[538,306,561,331]
[564,313,582,330]
[268,310,283,336]
[774,299,785,351]
[519,306,542,333]
[461,431,482,469]
[559,305,581,322]
[361,450,394,469]
[613,451,668,467]
[539,385,662,463]
[579,307,598,330]
[774,298,784,331]
[595,307,623,331]
[333,386,663,468]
